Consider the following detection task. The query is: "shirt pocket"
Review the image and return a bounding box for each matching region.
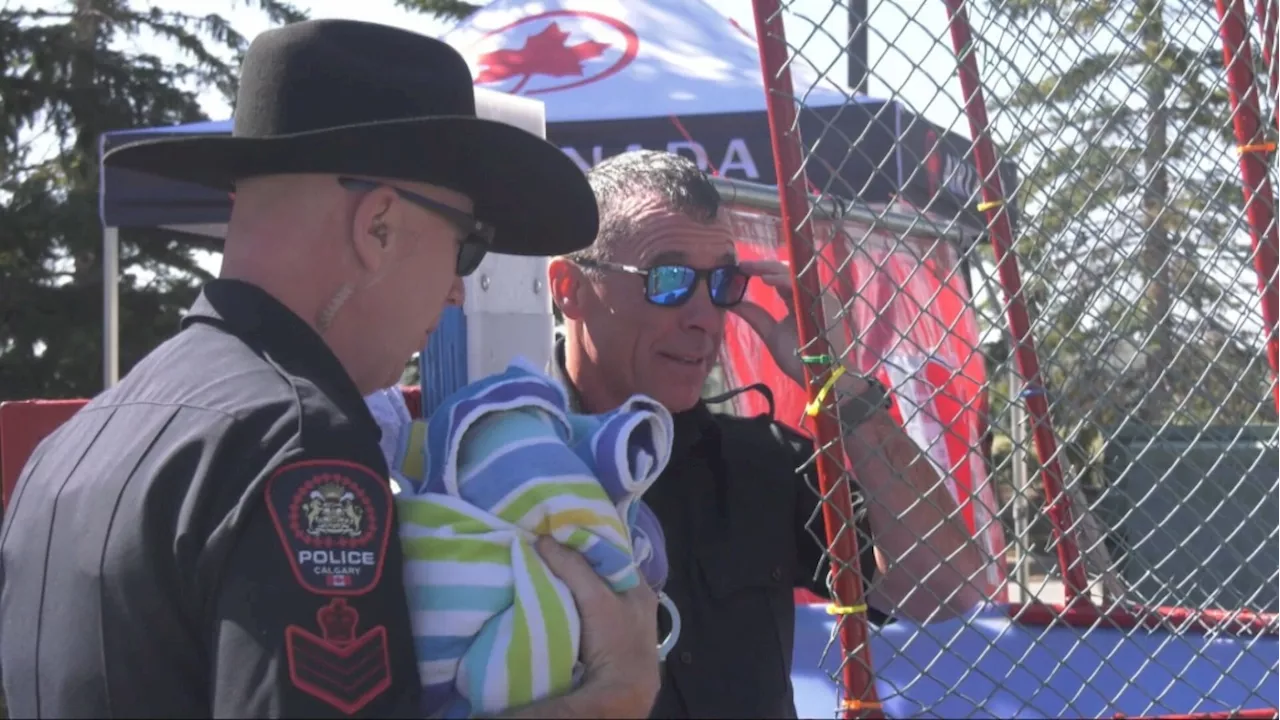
[697,543,793,599]
[695,537,796,697]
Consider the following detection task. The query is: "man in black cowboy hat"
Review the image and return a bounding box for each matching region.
[0,19,660,719]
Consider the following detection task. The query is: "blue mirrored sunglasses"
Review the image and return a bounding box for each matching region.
[338,177,493,277]
[577,258,750,308]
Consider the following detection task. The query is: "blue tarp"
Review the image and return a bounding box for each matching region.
[790,602,1279,718]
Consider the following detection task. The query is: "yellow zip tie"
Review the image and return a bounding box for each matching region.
[841,699,884,711]
[804,365,846,417]
[826,603,868,616]
[1238,142,1277,155]
[977,199,1004,212]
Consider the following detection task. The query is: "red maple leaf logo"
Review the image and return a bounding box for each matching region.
[475,22,610,94]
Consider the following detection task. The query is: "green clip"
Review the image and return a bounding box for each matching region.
[800,354,834,365]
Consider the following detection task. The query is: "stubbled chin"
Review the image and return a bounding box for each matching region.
[654,384,704,414]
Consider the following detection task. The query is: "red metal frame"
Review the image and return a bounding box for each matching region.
[749,2,882,717]
[0,399,88,508]
[750,0,1277,715]
[1217,0,1280,412]
[1008,602,1279,636]
[1255,0,1278,129]
[937,0,1090,600]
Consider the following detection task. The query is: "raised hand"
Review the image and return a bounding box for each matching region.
[727,260,807,386]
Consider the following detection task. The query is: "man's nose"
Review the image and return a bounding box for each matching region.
[447,276,466,308]
[680,284,722,333]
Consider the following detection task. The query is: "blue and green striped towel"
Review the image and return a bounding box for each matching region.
[368,359,673,718]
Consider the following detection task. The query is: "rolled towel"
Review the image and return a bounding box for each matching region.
[380,360,675,718]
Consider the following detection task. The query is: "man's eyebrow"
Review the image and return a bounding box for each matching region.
[646,250,690,265]
[643,251,737,266]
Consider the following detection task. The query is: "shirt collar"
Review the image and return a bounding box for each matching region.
[182,279,376,431]
[548,334,717,458]
[547,333,587,413]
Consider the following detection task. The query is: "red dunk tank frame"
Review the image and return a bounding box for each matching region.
[746,0,1278,716]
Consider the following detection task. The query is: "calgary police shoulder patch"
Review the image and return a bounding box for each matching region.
[265,459,393,596]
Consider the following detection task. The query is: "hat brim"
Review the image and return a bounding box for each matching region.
[101,116,598,257]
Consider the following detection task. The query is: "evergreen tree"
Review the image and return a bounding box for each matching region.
[967,0,1277,584]
[0,0,306,401]
[975,0,1276,436]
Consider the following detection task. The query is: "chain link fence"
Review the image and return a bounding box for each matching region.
[721,0,1279,716]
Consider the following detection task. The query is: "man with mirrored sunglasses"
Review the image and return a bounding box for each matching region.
[546,150,990,719]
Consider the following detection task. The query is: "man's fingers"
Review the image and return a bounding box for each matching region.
[738,259,799,313]
[535,535,605,602]
[622,584,660,647]
[746,269,793,291]
[727,299,778,338]
[536,536,659,618]
[738,259,789,277]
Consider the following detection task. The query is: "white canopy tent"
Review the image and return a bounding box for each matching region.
[441,0,853,122]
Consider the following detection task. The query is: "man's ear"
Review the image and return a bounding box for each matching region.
[349,186,403,274]
[548,257,588,321]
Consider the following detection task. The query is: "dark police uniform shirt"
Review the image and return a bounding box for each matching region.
[0,280,420,718]
[549,340,885,719]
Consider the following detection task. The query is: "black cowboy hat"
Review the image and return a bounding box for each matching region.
[102,18,597,257]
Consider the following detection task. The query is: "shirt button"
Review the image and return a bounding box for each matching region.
[771,566,784,582]
[679,650,693,664]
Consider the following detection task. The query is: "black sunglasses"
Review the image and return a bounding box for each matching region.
[577,258,750,308]
[337,177,494,277]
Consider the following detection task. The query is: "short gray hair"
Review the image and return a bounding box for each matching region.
[566,150,722,265]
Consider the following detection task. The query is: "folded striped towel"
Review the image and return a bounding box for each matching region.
[367,359,675,718]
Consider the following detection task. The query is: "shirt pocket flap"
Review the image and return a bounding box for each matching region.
[696,539,791,600]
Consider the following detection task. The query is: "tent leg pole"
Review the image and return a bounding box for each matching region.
[103,227,120,389]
